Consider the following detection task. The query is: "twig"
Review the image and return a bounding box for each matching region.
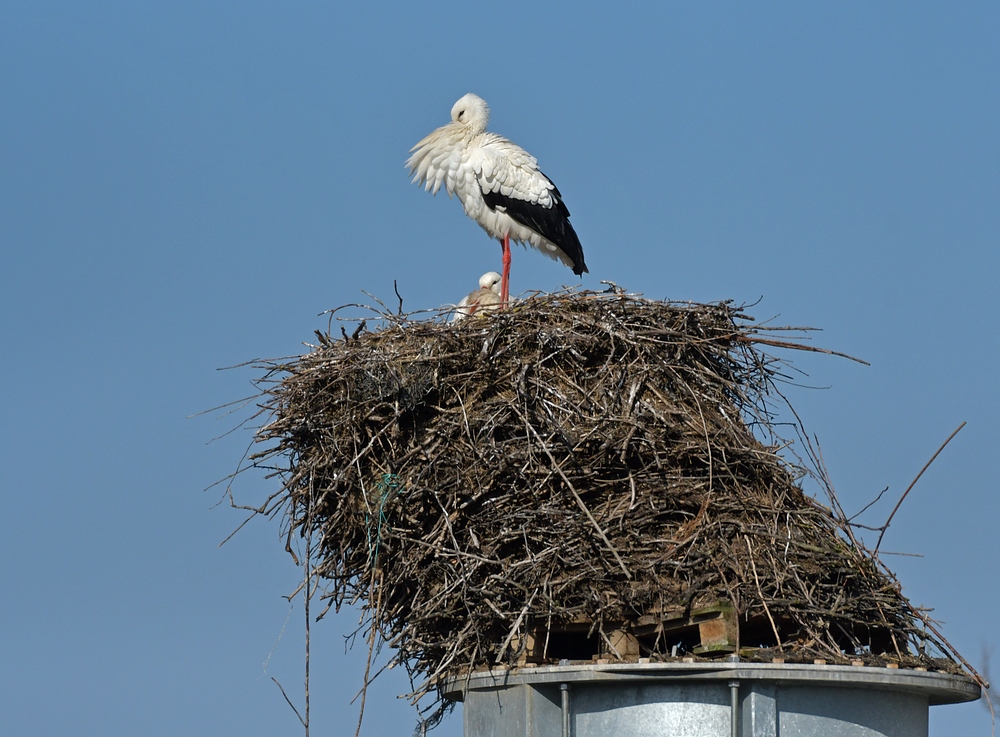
[745,535,783,651]
[918,615,991,691]
[874,422,966,555]
[523,416,632,579]
[355,572,384,737]
[738,335,870,366]
[271,677,306,728]
[302,475,313,737]
[846,486,890,523]
[495,589,539,663]
[352,320,367,340]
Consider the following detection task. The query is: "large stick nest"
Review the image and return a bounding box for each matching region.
[247,288,965,725]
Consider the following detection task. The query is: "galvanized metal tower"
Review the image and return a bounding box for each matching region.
[448,660,979,737]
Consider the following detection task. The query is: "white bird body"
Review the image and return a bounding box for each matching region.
[408,94,587,303]
[450,271,502,323]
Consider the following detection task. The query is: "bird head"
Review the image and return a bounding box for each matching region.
[451,93,490,135]
[479,271,502,294]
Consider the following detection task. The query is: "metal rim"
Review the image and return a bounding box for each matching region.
[444,661,981,706]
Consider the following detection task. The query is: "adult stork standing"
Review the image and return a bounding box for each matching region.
[407,93,587,305]
[450,271,502,323]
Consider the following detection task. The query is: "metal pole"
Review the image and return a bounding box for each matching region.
[728,680,740,737]
[727,653,741,737]
[560,682,570,737]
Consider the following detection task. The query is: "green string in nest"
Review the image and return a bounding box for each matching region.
[367,473,401,566]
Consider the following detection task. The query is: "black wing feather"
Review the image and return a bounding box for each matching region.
[482,175,588,276]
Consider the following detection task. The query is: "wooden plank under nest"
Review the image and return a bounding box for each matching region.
[514,602,739,664]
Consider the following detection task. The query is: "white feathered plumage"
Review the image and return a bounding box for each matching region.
[450,271,502,323]
[407,93,587,305]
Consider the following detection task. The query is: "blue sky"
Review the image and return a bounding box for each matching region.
[1,2,997,734]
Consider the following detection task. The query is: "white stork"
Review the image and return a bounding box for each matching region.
[407,93,587,305]
[450,271,502,323]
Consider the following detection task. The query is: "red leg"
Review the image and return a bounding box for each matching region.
[500,233,511,307]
